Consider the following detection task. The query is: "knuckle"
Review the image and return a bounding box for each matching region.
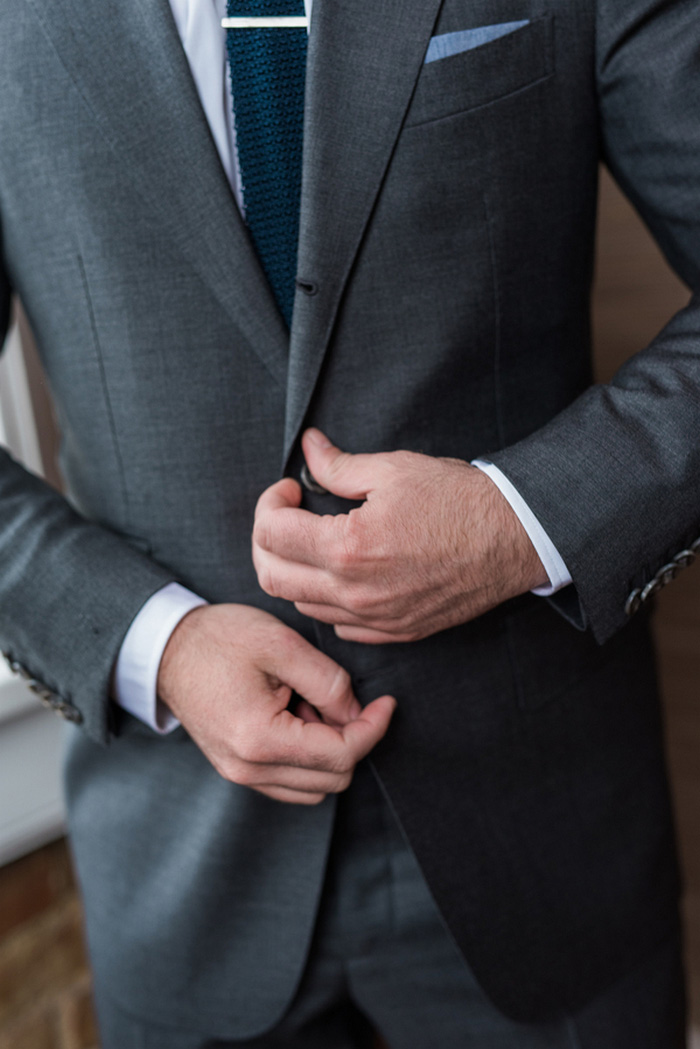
[382,607,412,631]
[330,539,355,573]
[231,763,257,787]
[342,588,361,614]
[344,586,372,615]
[355,587,381,612]
[216,757,252,786]
[274,627,305,664]
[330,753,354,776]
[344,513,364,552]
[235,735,268,765]
[332,520,363,572]
[331,771,353,794]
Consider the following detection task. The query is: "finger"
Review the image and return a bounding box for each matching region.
[253,500,336,569]
[339,695,397,763]
[295,700,323,723]
[335,624,414,644]
[264,700,393,772]
[302,429,388,501]
[295,601,385,628]
[253,476,303,519]
[268,633,362,727]
[254,546,340,603]
[265,709,357,770]
[243,762,353,794]
[254,785,327,806]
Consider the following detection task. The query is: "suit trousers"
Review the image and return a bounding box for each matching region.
[94,763,686,1049]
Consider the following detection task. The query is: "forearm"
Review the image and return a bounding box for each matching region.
[488,296,700,641]
[0,445,176,742]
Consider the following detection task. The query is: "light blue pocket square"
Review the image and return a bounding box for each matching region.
[424,20,530,64]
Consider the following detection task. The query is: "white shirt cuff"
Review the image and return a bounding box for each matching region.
[472,460,572,596]
[113,582,208,734]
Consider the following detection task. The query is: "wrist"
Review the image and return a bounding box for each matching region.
[477,469,550,596]
[157,604,210,717]
[472,459,571,595]
[113,582,207,733]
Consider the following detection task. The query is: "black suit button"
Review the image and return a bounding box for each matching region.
[674,548,697,570]
[655,561,681,589]
[625,588,643,617]
[641,577,663,603]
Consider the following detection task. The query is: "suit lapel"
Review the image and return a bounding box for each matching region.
[27,0,289,388]
[283,0,444,463]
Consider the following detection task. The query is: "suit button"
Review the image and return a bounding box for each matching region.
[27,680,56,706]
[640,577,663,603]
[300,462,328,494]
[8,657,28,678]
[58,702,83,725]
[625,588,643,617]
[674,548,697,569]
[655,561,681,588]
[49,695,83,723]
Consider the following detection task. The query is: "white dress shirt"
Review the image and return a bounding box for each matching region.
[114,0,571,733]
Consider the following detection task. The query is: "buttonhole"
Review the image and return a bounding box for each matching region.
[295,278,318,296]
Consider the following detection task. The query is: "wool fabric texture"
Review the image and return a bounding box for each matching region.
[226,0,307,327]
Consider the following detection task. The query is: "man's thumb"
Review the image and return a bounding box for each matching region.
[302,429,375,501]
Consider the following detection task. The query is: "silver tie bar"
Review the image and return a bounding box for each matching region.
[221,16,309,28]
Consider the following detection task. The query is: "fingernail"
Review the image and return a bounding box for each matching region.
[305,428,331,449]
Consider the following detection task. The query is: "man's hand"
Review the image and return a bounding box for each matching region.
[253,429,549,644]
[157,603,396,804]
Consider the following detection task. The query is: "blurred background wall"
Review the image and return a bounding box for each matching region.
[0,167,698,1047]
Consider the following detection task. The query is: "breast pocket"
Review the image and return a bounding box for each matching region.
[404,14,554,128]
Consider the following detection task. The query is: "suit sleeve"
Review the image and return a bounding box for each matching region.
[488,0,700,644]
[0,248,176,744]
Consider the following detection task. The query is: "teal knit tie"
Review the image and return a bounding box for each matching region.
[226,1,308,328]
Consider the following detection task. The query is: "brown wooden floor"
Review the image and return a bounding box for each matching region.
[593,168,700,1030]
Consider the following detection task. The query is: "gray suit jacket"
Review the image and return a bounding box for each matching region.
[1,0,699,1034]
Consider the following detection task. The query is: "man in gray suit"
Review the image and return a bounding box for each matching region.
[1,0,699,1045]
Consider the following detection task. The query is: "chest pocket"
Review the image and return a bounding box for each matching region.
[404,13,554,128]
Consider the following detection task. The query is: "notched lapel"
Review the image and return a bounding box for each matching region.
[26,0,289,388]
[284,0,445,463]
